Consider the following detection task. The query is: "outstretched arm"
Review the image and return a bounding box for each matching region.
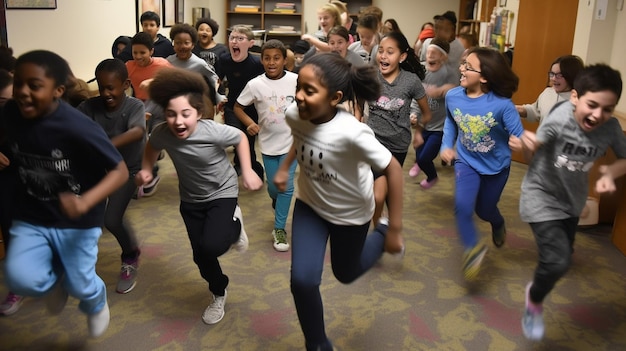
[235,130,263,191]
[596,159,626,194]
[274,143,297,192]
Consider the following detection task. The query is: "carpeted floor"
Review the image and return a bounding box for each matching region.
[1,148,626,351]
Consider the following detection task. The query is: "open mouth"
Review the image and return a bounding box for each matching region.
[583,116,598,129]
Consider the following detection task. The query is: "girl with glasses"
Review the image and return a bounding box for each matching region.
[516,55,584,123]
[440,47,527,281]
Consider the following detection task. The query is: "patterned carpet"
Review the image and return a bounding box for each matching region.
[1,149,626,351]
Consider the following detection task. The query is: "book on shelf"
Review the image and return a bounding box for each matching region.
[234,4,260,13]
[272,8,296,13]
[268,25,298,34]
[275,2,296,8]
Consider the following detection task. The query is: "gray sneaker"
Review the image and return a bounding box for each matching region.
[202,290,227,324]
[116,258,138,294]
[522,282,545,340]
[232,206,248,253]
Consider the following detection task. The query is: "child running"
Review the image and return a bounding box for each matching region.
[77,58,146,294]
[1,50,128,337]
[136,67,263,325]
[367,31,431,223]
[515,64,626,341]
[440,47,525,281]
[409,37,459,188]
[274,52,404,351]
[234,39,297,252]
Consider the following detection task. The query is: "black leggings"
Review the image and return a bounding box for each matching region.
[528,217,578,303]
[179,198,240,296]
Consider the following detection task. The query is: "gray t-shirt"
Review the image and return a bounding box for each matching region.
[520,101,626,222]
[367,69,426,153]
[77,95,145,173]
[419,65,459,132]
[149,119,241,203]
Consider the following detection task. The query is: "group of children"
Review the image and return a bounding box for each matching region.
[0,7,625,350]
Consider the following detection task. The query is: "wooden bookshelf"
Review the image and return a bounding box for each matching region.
[226,0,304,47]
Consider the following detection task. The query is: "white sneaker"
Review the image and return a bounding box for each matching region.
[88,301,110,338]
[232,206,248,253]
[202,290,227,325]
[45,279,68,315]
[272,229,290,252]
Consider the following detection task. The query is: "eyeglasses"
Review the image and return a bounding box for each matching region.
[460,61,481,74]
[229,35,249,42]
[548,71,564,79]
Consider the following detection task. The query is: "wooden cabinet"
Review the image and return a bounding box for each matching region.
[225,0,304,47]
[510,0,578,164]
[346,0,372,22]
[457,0,497,35]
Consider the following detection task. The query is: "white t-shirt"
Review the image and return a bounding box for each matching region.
[237,71,297,155]
[286,104,392,225]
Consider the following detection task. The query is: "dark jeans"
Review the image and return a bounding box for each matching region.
[415,130,443,181]
[290,200,386,351]
[528,218,578,304]
[454,161,509,249]
[179,198,240,296]
[105,175,139,259]
[224,106,264,180]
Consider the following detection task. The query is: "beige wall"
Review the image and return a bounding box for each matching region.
[4,0,626,114]
[573,0,626,113]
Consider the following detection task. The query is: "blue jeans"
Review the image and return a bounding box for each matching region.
[262,153,296,230]
[415,130,443,181]
[454,161,509,249]
[290,200,386,351]
[5,221,107,314]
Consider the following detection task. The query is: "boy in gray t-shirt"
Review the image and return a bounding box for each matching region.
[514,64,626,341]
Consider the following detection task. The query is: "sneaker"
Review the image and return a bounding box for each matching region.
[45,278,68,315]
[272,229,290,252]
[116,257,138,294]
[141,175,161,197]
[419,177,438,189]
[462,244,488,281]
[492,223,507,248]
[88,301,110,338]
[522,282,544,341]
[202,290,227,325]
[409,163,420,177]
[0,292,24,316]
[232,205,248,253]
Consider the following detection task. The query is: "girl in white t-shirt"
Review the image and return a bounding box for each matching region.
[274,52,404,351]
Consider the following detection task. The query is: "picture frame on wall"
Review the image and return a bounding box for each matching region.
[136,0,161,32]
[163,0,184,27]
[6,0,56,9]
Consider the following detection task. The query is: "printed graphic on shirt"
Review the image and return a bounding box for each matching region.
[374,95,405,113]
[453,108,498,152]
[293,138,337,184]
[553,142,598,172]
[265,92,295,124]
[424,85,441,112]
[12,146,80,201]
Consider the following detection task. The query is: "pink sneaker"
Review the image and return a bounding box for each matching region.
[0,292,24,316]
[408,163,420,177]
[420,178,438,189]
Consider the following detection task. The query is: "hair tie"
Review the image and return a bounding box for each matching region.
[428,44,448,56]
